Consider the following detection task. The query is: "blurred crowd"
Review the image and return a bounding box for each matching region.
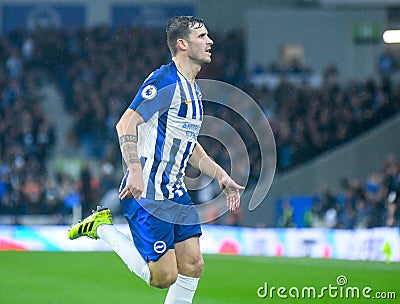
[247,67,399,171]
[0,25,399,227]
[0,35,58,218]
[305,154,400,229]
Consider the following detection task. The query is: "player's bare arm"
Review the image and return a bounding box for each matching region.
[116,109,145,199]
[188,143,244,211]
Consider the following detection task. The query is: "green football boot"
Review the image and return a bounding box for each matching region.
[68,206,113,240]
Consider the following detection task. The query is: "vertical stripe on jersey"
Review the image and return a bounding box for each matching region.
[161,138,181,197]
[174,141,194,187]
[186,82,198,119]
[194,82,203,120]
[177,80,188,118]
[146,111,168,200]
[177,73,194,119]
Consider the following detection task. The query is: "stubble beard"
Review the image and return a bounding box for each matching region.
[188,51,211,67]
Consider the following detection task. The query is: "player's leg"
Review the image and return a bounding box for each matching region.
[68,206,151,284]
[148,249,178,288]
[98,222,179,289]
[164,236,204,304]
[121,196,180,289]
[96,223,151,284]
[164,192,203,303]
[68,202,180,288]
[174,236,204,277]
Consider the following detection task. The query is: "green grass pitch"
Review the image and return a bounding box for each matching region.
[0,252,399,303]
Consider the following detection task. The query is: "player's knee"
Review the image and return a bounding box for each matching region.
[150,271,178,289]
[184,256,204,277]
[193,257,205,276]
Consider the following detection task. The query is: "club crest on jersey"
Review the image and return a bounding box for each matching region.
[142,84,157,100]
[184,100,191,104]
[154,240,167,254]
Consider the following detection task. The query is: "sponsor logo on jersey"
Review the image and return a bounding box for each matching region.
[141,84,157,100]
[154,240,167,254]
[182,123,200,139]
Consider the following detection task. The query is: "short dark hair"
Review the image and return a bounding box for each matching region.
[166,16,205,56]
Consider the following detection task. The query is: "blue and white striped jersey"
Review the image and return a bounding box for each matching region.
[123,62,203,200]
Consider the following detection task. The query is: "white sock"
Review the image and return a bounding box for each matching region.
[97,224,151,284]
[164,274,199,304]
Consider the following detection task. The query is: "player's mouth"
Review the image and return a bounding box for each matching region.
[206,48,212,55]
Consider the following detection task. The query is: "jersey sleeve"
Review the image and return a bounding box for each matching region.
[129,72,176,122]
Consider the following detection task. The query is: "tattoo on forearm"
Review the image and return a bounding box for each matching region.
[122,144,137,153]
[121,143,140,164]
[125,154,140,164]
[119,134,138,145]
[119,134,140,164]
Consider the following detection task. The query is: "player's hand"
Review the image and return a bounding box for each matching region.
[218,176,245,212]
[119,164,144,200]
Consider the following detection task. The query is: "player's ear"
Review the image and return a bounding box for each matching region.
[177,38,188,51]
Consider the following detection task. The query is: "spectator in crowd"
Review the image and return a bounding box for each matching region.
[384,154,400,227]
[77,162,98,215]
[278,200,295,228]
[377,48,396,80]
